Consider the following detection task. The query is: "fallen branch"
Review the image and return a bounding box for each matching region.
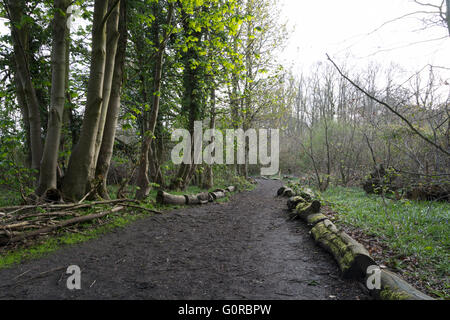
[0,199,138,213]
[0,206,124,245]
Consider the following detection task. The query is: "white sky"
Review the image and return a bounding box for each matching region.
[279,0,450,77]
[1,1,449,83]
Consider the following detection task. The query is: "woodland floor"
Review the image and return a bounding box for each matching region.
[0,179,368,300]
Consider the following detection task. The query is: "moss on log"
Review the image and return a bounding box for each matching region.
[286,183,316,201]
[282,188,295,197]
[287,196,307,211]
[374,270,434,300]
[298,188,315,202]
[311,219,376,279]
[306,213,328,226]
[290,200,321,220]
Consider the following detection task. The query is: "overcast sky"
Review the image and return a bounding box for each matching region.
[279,0,450,79]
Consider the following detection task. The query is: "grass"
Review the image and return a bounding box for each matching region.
[0,188,22,207]
[0,180,251,270]
[320,186,449,299]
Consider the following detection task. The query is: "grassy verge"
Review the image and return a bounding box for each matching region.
[320,186,449,299]
[0,179,254,270]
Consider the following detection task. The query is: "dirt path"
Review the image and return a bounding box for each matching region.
[0,180,367,300]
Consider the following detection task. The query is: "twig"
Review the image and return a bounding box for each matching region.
[0,266,66,289]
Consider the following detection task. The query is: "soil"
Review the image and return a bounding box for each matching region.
[0,179,368,300]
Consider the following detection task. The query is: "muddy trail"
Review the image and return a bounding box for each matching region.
[0,179,367,300]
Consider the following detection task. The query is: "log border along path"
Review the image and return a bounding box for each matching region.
[0,179,367,300]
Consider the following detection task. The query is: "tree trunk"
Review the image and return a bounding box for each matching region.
[136,3,174,199]
[170,30,202,190]
[93,0,121,169]
[60,6,73,176]
[156,191,187,205]
[203,88,216,190]
[15,75,32,168]
[62,0,109,202]
[95,0,128,200]
[37,0,69,196]
[8,0,43,175]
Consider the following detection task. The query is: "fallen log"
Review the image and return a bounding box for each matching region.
[185,194,210,205]
[156,191,186,205]
[0,206,124,246]
[287,183,315,201]
[311,219,376,279]
[210,191,226,200]
[185,195,202,205]
[157,187,233,205]
[277,186,287,196]
[305,213,328,226]
[297,187,315,202]
[289,200,321,220]
[287,196,307,211]
[196,192,212,203]
[225,186,236,193]
[282,188,294,197]
[373,270,434,300]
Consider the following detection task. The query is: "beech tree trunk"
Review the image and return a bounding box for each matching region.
[95,0,128,200]
[15,75,32,168]
[37,0,70,196]
[8,0,43,175]
[62,0,110,201]
[93,1,121,168]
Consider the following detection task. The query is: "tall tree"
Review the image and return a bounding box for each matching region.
[62,0,113,201]
[37,0,70,197]
[136,0,174,200]
[6,0,43,175]
[95,0,128,199]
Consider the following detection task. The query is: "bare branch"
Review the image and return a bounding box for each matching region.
[327,54,450,157]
